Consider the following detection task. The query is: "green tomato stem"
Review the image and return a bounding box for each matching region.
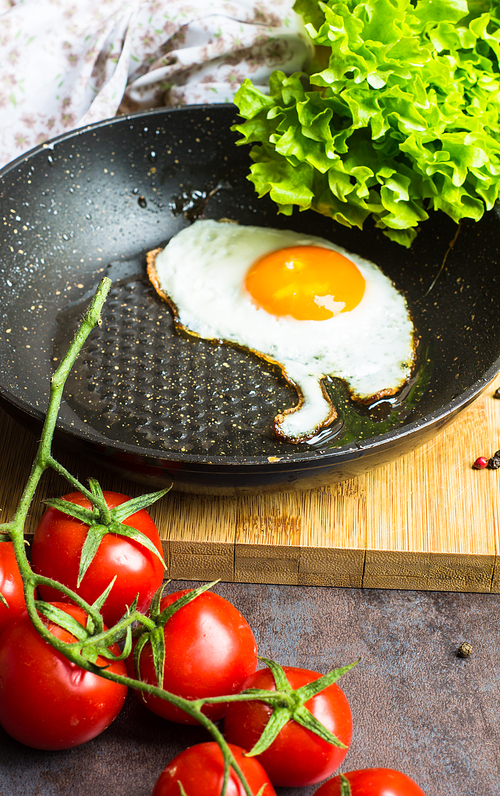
[45,454,98,502]
[0,276,258,796]
[1,279,112,599]
[0,277,355,796]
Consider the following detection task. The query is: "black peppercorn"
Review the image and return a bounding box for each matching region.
[488,456,500,469]
[494,388,500,399]
[456,642,473,658]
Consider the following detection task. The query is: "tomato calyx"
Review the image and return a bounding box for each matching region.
[35,598,136,667]
[340,774,352,796]
[35,600,114,666]
[131,580,220,690]
[176,780,270,796]
[44,478,168,587]
[239,656,359,757]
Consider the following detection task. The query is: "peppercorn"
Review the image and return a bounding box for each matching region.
[487,456,500,469]
[473,456,488,470]
[456,642,473,659]
[494,388,500,399]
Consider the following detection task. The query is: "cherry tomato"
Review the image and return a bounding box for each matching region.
[31,491,165,627]
[127,589,258,724]
[224,666,352,787]
[313,768,427,795]
[151,742,276,796]
[0,602,128,749]
[0,540,27,634]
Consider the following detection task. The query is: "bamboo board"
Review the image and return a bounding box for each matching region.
[1,372,500,593]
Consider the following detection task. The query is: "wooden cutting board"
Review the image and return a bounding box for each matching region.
[1,372,499,594]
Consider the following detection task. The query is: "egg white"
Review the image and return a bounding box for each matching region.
[149,219,416,442]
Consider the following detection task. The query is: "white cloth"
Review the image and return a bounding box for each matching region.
[0,0,312,168]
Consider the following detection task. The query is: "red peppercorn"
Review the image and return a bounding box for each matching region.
[473,457,489,470]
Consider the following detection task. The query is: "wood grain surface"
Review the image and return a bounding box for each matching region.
[1,372,500,594]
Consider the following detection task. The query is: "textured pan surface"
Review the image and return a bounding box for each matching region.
[1,105,500,491]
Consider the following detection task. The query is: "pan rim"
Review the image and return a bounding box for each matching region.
[1,105,499,472]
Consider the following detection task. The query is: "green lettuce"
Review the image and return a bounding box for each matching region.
[232,0,500,246]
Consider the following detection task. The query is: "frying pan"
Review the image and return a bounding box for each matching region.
[1,104,500,494]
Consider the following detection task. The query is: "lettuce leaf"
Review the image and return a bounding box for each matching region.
[232,0,500,246]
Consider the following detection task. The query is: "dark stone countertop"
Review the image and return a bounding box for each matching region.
[1,582,499,796]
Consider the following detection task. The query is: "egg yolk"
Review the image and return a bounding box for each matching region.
[245,245,366,321]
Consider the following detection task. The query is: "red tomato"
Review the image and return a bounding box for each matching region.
[151,742,276,796]
[224,666,352,787]
[0,602,128,749]
[31,491,165,627]
[0,541,27,634]
[127,589,258,724]
[313,768,427,795]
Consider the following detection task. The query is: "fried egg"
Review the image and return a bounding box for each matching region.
[147,219,416,442]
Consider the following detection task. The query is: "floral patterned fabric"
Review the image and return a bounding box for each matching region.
[0,0,312,168]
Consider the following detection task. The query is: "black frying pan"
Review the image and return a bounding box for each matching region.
[1,105,499,494]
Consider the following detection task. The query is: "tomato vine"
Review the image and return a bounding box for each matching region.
[0,277,357,796]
